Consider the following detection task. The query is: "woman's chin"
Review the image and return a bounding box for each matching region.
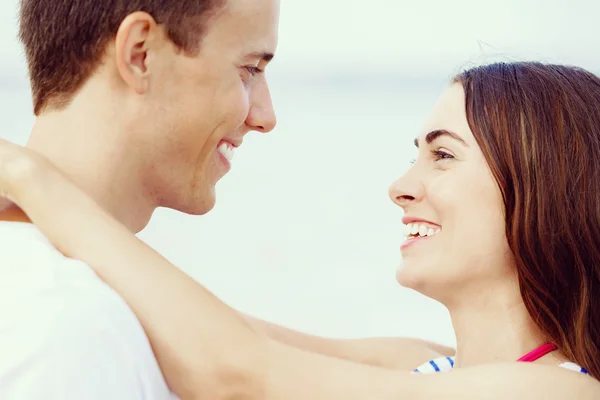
[396,262,424,290]
[396,261,448,299]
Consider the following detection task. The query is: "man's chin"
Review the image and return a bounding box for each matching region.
[157,182,218,216]
[183,188,217,216]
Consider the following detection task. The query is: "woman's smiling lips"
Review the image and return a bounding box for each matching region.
[400,216,441,251]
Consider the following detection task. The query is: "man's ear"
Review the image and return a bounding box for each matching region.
[114,12,161,94]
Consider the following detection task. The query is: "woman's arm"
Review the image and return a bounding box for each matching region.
[1,141,264,399]
[0,144,433,399]
[1,140,598,400]
[263,345,599,400]
[244,314,453,370]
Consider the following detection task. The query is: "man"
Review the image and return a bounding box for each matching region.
[0,0,447,398]
[2,0,273,398]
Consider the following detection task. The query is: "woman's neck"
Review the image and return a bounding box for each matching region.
[447,284,561,368]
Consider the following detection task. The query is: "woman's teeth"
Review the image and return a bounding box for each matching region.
[217,142,235,162]
[403,223,441,239]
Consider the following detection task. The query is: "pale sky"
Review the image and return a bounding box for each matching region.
[0,0,597,345]
[1,0,598,78]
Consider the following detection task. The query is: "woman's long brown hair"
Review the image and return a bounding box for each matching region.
[454,62,600,378]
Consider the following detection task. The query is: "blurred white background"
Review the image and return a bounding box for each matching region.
[1,0,598,347]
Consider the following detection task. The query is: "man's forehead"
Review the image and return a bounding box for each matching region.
[220,0,280,26]
[213,0,279,50]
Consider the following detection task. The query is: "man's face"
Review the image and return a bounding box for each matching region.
[133,0,279,215]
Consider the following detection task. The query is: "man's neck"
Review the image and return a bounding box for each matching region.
[25,101,155,233]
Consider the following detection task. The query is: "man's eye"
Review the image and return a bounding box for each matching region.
[245,66,263,76]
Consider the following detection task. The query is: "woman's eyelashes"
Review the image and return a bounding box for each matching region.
[409,148,455,165]
[431,148,454,162]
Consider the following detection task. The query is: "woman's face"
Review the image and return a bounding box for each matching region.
[389,84,514,303]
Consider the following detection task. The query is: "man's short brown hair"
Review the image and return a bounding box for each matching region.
[19,0,223,115]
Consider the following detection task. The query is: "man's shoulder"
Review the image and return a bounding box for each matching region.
[0,290,175,398]
[0,222,175,399]
[0,221,126,305]
[0,221,146,349]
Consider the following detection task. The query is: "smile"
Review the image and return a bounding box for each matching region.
[217,141,235,162]
[403,222,441,240]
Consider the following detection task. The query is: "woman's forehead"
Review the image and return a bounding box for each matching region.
[417,84,475,146]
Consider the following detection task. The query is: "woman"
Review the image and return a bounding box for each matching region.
[0,61,598,399]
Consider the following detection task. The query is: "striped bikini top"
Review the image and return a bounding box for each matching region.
[413,343,588,375]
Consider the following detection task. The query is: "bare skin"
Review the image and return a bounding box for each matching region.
[0,142,598,400]
[0,171,451,373]
[244,315,453,370]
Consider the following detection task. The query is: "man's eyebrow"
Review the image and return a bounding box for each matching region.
[246,52,274,62]
[413,129,469,148]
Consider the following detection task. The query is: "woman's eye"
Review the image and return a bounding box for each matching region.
[431,149,454,161]
[409,149,454,166]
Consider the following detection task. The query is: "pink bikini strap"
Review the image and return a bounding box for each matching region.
[517,343,558,362]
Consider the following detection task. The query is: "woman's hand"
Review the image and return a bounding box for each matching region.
[0,138,62,219]
[0,138,55,203]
